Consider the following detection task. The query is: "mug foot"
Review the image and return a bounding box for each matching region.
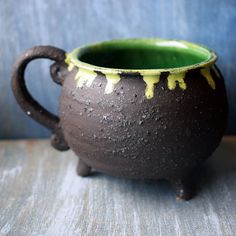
[169,177,195,201]
[51,133,69,151]
[77,159,91,177]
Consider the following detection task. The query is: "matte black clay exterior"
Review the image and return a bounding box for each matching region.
[11,44,228,200]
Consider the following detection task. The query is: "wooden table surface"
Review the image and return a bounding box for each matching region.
[0,136,236,236]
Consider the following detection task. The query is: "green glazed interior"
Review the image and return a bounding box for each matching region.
[77,39,216,71]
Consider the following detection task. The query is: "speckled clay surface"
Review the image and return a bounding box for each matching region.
[12,39,228,200]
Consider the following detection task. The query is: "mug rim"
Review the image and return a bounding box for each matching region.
[65,38,217,75]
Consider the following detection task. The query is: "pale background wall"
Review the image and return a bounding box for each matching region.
[0,0,235,139]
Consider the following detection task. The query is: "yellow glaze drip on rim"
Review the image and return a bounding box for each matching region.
[167,72,187,90]
[75,68,97,88]
[65,51,120,93]
[104,74,121,94]
[200,67,216,90]
[142,75,160,99]
[64,42,217,99]
[65,52,76,71]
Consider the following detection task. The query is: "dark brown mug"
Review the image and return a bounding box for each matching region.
[12,38,228,200]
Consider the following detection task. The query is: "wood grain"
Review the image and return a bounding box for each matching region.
[0,136,236,235]
[0,0,236,139]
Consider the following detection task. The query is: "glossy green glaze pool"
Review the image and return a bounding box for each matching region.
[78,39,212,70]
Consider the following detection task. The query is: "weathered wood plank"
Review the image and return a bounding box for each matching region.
[0,137,236,235]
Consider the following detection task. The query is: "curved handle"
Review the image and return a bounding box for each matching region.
[11,45,69,151]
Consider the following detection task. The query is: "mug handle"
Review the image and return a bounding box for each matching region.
[11,46,69,151]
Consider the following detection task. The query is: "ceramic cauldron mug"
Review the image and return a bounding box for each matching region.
[12,38,228,200]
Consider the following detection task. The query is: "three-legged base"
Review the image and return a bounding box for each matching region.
[168,176,195,200]
[77,159,91,177]
[76,159,195,200]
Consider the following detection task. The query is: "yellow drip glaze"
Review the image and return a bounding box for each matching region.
[68,63,75,71]
[75,68,97,88]
[200,67,216,90]
[167,72,187,90]
[65,51,216,99]
[65,52,75,71]
[142,75,160,99]
[104,74,121,94]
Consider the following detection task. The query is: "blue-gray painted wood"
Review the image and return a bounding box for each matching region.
[0,0,236,138]
[0,136,236,235]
